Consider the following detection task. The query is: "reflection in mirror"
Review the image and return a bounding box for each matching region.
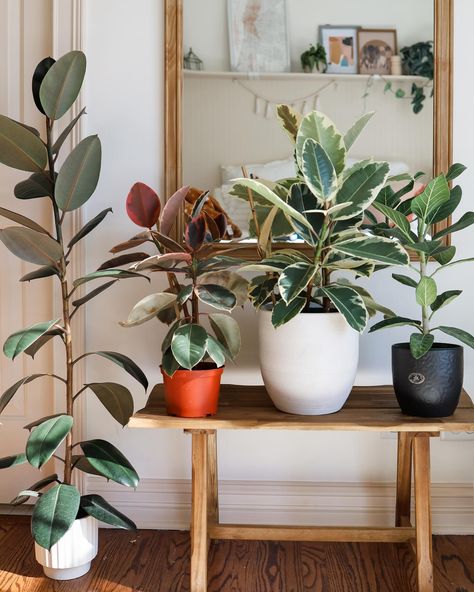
[183,0,434,243]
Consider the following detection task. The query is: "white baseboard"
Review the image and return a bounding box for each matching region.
[85,477,474,535]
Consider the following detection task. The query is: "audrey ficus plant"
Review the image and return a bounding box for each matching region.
[0,51,147,573]
[104,183,246,417]
[368,164,474,417]
[230,106,409,416]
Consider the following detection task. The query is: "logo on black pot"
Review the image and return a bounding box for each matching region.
[408,372,425,385]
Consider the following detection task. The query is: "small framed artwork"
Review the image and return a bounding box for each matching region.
[227,0,290,73]
[358,29,398,75]
[319,26,359,75]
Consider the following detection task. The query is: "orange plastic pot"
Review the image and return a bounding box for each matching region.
[161,363,224,418]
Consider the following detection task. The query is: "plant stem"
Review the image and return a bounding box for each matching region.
[191,260,199,324]
[47,118,74,486]
[420,253,430,335]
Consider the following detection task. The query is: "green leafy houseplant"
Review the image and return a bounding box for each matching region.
[0,52,147,554]
[105,183,245,414]
[369,163,474,357]
[300,43,327,73]
[232,106,409,331]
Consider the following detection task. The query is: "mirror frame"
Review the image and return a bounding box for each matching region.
[164,0,453,251]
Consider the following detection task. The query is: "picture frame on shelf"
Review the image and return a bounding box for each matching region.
[358,28,398,75]
[227,0,290,73]
[319,25,359,75]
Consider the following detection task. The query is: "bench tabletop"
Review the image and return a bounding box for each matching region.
[129,384,474,432]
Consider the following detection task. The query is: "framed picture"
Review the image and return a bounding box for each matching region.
[227,0,290,73]
[319,26,359,75]
[358,29,398,75]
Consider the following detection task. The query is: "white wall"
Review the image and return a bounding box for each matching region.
[78,0,474,508]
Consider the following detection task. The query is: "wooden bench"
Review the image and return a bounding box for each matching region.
[129,384,474,592]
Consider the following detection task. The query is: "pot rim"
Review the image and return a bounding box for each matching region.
[392,342,463,351]
[160,363,224,378]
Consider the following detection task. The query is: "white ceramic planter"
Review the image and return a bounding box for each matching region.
[258,309,359,415]
[35,515,98,580]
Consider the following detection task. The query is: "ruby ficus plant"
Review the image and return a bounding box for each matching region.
[103,183,246,375]
[0,52,148,550]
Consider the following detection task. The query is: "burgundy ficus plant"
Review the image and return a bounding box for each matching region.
[0,51,148,550]
[104,184,247,375]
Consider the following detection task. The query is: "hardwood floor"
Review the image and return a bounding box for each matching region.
[0,516,473,591]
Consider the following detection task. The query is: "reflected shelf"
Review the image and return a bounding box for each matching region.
[183,70,429,84]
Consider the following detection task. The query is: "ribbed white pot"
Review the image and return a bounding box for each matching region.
[258,309,359,415]
[35,516,98,580]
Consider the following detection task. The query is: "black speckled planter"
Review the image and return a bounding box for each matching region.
[392,343,463,418]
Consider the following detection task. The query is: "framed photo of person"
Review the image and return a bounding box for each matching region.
[319,25,359,74]
[227,0,291,72]
[358,29,398,75]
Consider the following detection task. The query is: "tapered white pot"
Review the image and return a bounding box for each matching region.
[35,516,98,580]
[258,309,359,415]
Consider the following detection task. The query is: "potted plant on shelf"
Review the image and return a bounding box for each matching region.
[0,51,147,580]
[230,106,409,415]
[301,43,328,73]
[368,164,474,417]
[105,183,246,418]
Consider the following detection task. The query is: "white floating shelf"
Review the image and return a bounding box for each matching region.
[184,70,428,84]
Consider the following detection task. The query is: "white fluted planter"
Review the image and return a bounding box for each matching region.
[35,516,98,580]
[258,309,359,415]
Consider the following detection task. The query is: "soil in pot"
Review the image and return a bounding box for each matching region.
[392,343,463,417]
[161,362,224,418]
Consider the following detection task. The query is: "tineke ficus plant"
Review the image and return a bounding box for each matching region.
[0,52,147,549]
[232,106,409,331]
[369,163,474,358]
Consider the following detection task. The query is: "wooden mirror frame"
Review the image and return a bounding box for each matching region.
[164,0,453,251]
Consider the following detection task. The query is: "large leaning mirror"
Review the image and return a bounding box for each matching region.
[165,0,453,252]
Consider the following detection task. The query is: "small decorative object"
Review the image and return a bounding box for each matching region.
[231,106,409,415]
[358,29,397,75]
[401,41,434,113]
[390,55,402,76]
[184,47,203,71]
[300,43,327,73]
[0,52,145,579]
[368,163,474,417]
[319,25,359,74]
[227,0,290,72]
[107,185,246,418]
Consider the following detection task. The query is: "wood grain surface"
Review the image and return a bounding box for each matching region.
[0,517,472,592]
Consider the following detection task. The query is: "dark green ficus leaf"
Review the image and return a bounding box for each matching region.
[320,285,368,332]
[271,297,306,328]
[25,329,63,358]
[446,163,467,182]
[86,351,148,390]
[80,494,137,530]
[410,333,434,359]
[411,175,450,224]
[32,484,80,550]
[177,285,193,306]
[72,281,116,308]
[208,314,241,358]
[24,413,65,431]
[0,227,62,266]
[161,347,180,377]
[86,383,134,427]
[39,51,86,120]
[195,284,236,311]
[206,335,227,367]
[431,245,456,265]
[71,454,105,477]
[3,319,60,360]
[55,135,102,211]
[52,106,87,155]
[430,290,462,313]
[14,172,54,200]
[432,212,474,240]
[392,273,418,288]
[20,265,59,282]
[68,207,113,249]
[278,262,316,305]
[0,374,50,413]
[26,415,73,468]
[11,473,59,506]
[0,207,50,235]
[429,185,462,224]
[437,326,474,349]
[80,439,139,488]
[32,57,56,114]
[73,269,149,288]
[0,453,27,469]
[171,324,207,369]
[97,252,149,271]
[0,115,48,172]
[369,316,422,333]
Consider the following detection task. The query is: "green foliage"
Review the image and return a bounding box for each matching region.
[0,51,142,548]
[368,165,474,358]
[231,108,410,330]
[80,494,137,530]
[300,43,327,72]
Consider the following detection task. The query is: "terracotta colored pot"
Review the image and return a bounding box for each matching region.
[161,363,224,417]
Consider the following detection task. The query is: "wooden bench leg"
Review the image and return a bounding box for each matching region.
[396,432,414,527]
[191,431,209,592]
[413,435,433,592]
[207,430,219,524]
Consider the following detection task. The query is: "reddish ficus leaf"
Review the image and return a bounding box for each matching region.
[159,185,190,236]
[126,182,161,228]
[214,213,228,238]
[185,214,206,252]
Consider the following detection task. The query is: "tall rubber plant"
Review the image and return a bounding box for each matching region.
[0,52,147,550]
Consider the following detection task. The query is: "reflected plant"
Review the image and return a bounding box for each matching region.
[0,52,147,549]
